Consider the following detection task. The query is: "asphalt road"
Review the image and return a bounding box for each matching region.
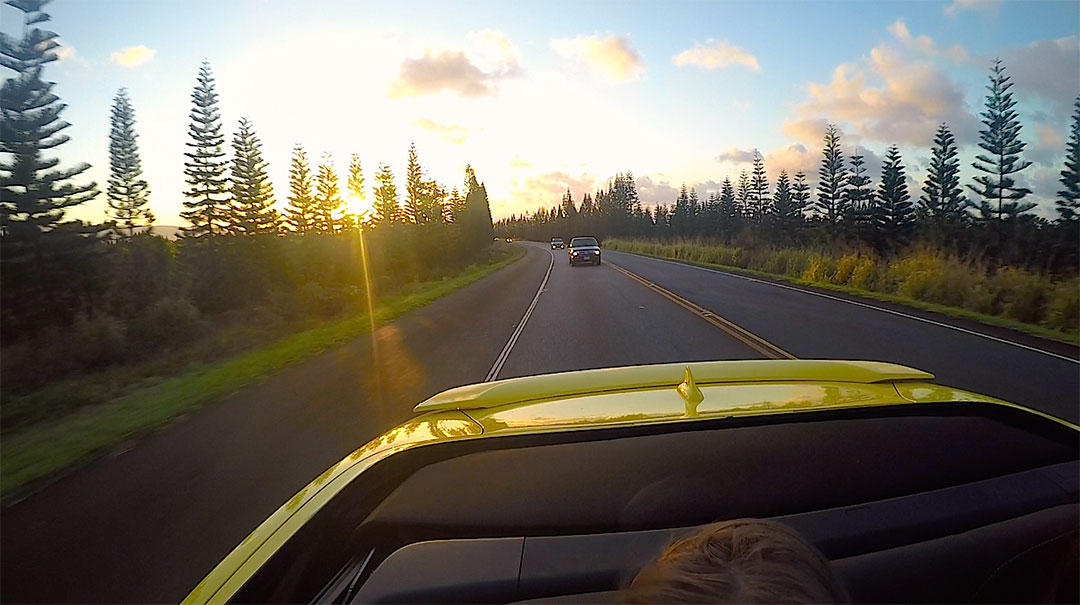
[1,241,1077,603]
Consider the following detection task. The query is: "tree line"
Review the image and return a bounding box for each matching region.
[1,0,494,392]
[498,59,1079,275]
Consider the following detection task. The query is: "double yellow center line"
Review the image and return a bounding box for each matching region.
[608,261,796,360]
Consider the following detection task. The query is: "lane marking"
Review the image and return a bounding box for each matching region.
[607,260,796,360]
[611,251,1079,365]
[485,245,555,381]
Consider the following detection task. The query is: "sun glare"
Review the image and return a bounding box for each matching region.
[346,194,372,218]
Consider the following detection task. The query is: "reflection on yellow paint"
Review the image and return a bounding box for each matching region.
[477,382,907,431]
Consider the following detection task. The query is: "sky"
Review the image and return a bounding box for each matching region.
[3,0,1078,225]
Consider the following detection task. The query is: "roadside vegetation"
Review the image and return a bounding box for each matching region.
[0,248,521,498]
[498,61,1079,340]
[606,239,1077,342]
[1,0,500,492]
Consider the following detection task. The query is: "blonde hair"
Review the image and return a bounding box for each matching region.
[625,519,848,604]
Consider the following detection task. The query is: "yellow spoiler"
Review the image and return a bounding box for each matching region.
[415,360,934,413]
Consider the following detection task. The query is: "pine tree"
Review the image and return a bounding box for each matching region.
[875,145,915,252]
[285,144,315,233]
[313,153,342,233]
[772,170,793,231]
[1057,97,1080,223]
[1,0,103,334]
[846,148,875,240]
[920,123,970,224]
[181,61,229,236]
[749,150,770,224]
[736,170,750,218]
[968,59,1034,221]
[461,164,494,248]
[106,88,152,237]
[791,171,811,221]
[229,117,277,235]
[403,141,440,223]
[816,124,847,224]
[562,187,578,226]
[372,163,399,225]
[347,153,365,224]
[719,177,737,240]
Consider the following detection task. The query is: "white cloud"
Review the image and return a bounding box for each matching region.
[635,175,681,204]
[715,147,758,164]
[411,118,470,144]
[792,44,979,146]
[551,34,644,82]
[673,40,759,72]
[466,29,522,77]
[887,19,972,64]
[1005,36,1080,117]
[944,0,1001,16]
[109,45,156,68]
[389,50,501,98]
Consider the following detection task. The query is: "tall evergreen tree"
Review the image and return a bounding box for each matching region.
[347,153,365,224]
[920,123,969,224]
[402,141,440,223]
[719,176,737,240]
[968,59,1034,221]
[1057,97,1080,223]
[772,170,794,232]
[372,162,399,225]
[846,148,875,239]
[106,87,152,236]
[229,117,277,234]
[181,61,229,236]
[285,144,315,233]
[313,153,342,233]
[736,170,750,218]
[791,171,811,221]
[1,0,102,335]
[816,123,847,224]
[749,150,770,224]
[875,145,915,252]
[461,165,494,249]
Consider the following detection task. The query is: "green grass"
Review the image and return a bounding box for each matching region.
[606,241,1079,345]
[0,247,524,499]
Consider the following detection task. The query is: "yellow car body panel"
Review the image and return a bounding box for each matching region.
[183,360,1072,605]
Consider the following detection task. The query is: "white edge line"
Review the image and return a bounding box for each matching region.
[612,250,1079,365]
[485,245,555,381]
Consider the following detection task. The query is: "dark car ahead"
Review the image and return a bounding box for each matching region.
[550,237,565,250]
[568,236,601,266]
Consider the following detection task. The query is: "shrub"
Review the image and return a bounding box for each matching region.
[1044,280,1079,332]
[130,298,204,350]
[71,311,127,368]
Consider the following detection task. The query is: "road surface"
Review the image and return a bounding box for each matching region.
[2,241,1076,603]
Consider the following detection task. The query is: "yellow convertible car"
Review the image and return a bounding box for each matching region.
[185,360,1078,604]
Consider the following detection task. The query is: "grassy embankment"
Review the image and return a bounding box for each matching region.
[605,239,1079,345]
[1,246,524,499]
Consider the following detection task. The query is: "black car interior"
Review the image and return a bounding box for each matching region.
[228,403,1079,604]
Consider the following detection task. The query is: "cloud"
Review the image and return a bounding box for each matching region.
[1005,36,1080,116]
[887,19,972,64]
[389,50,502,98]
[715,147,758,164]
[467,29,523,77]
[1027,121,1067,166]
[672,40,759,71]
[109,45,156,68]
[510,170,598,210]
[792,44,979,146]
[510,156,532,170]
[634,175,681,204]
[411,118,470,144]
[944,0,1001,16]
[551,34,644,82]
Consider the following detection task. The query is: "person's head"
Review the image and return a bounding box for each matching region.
[625,518,848,604]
